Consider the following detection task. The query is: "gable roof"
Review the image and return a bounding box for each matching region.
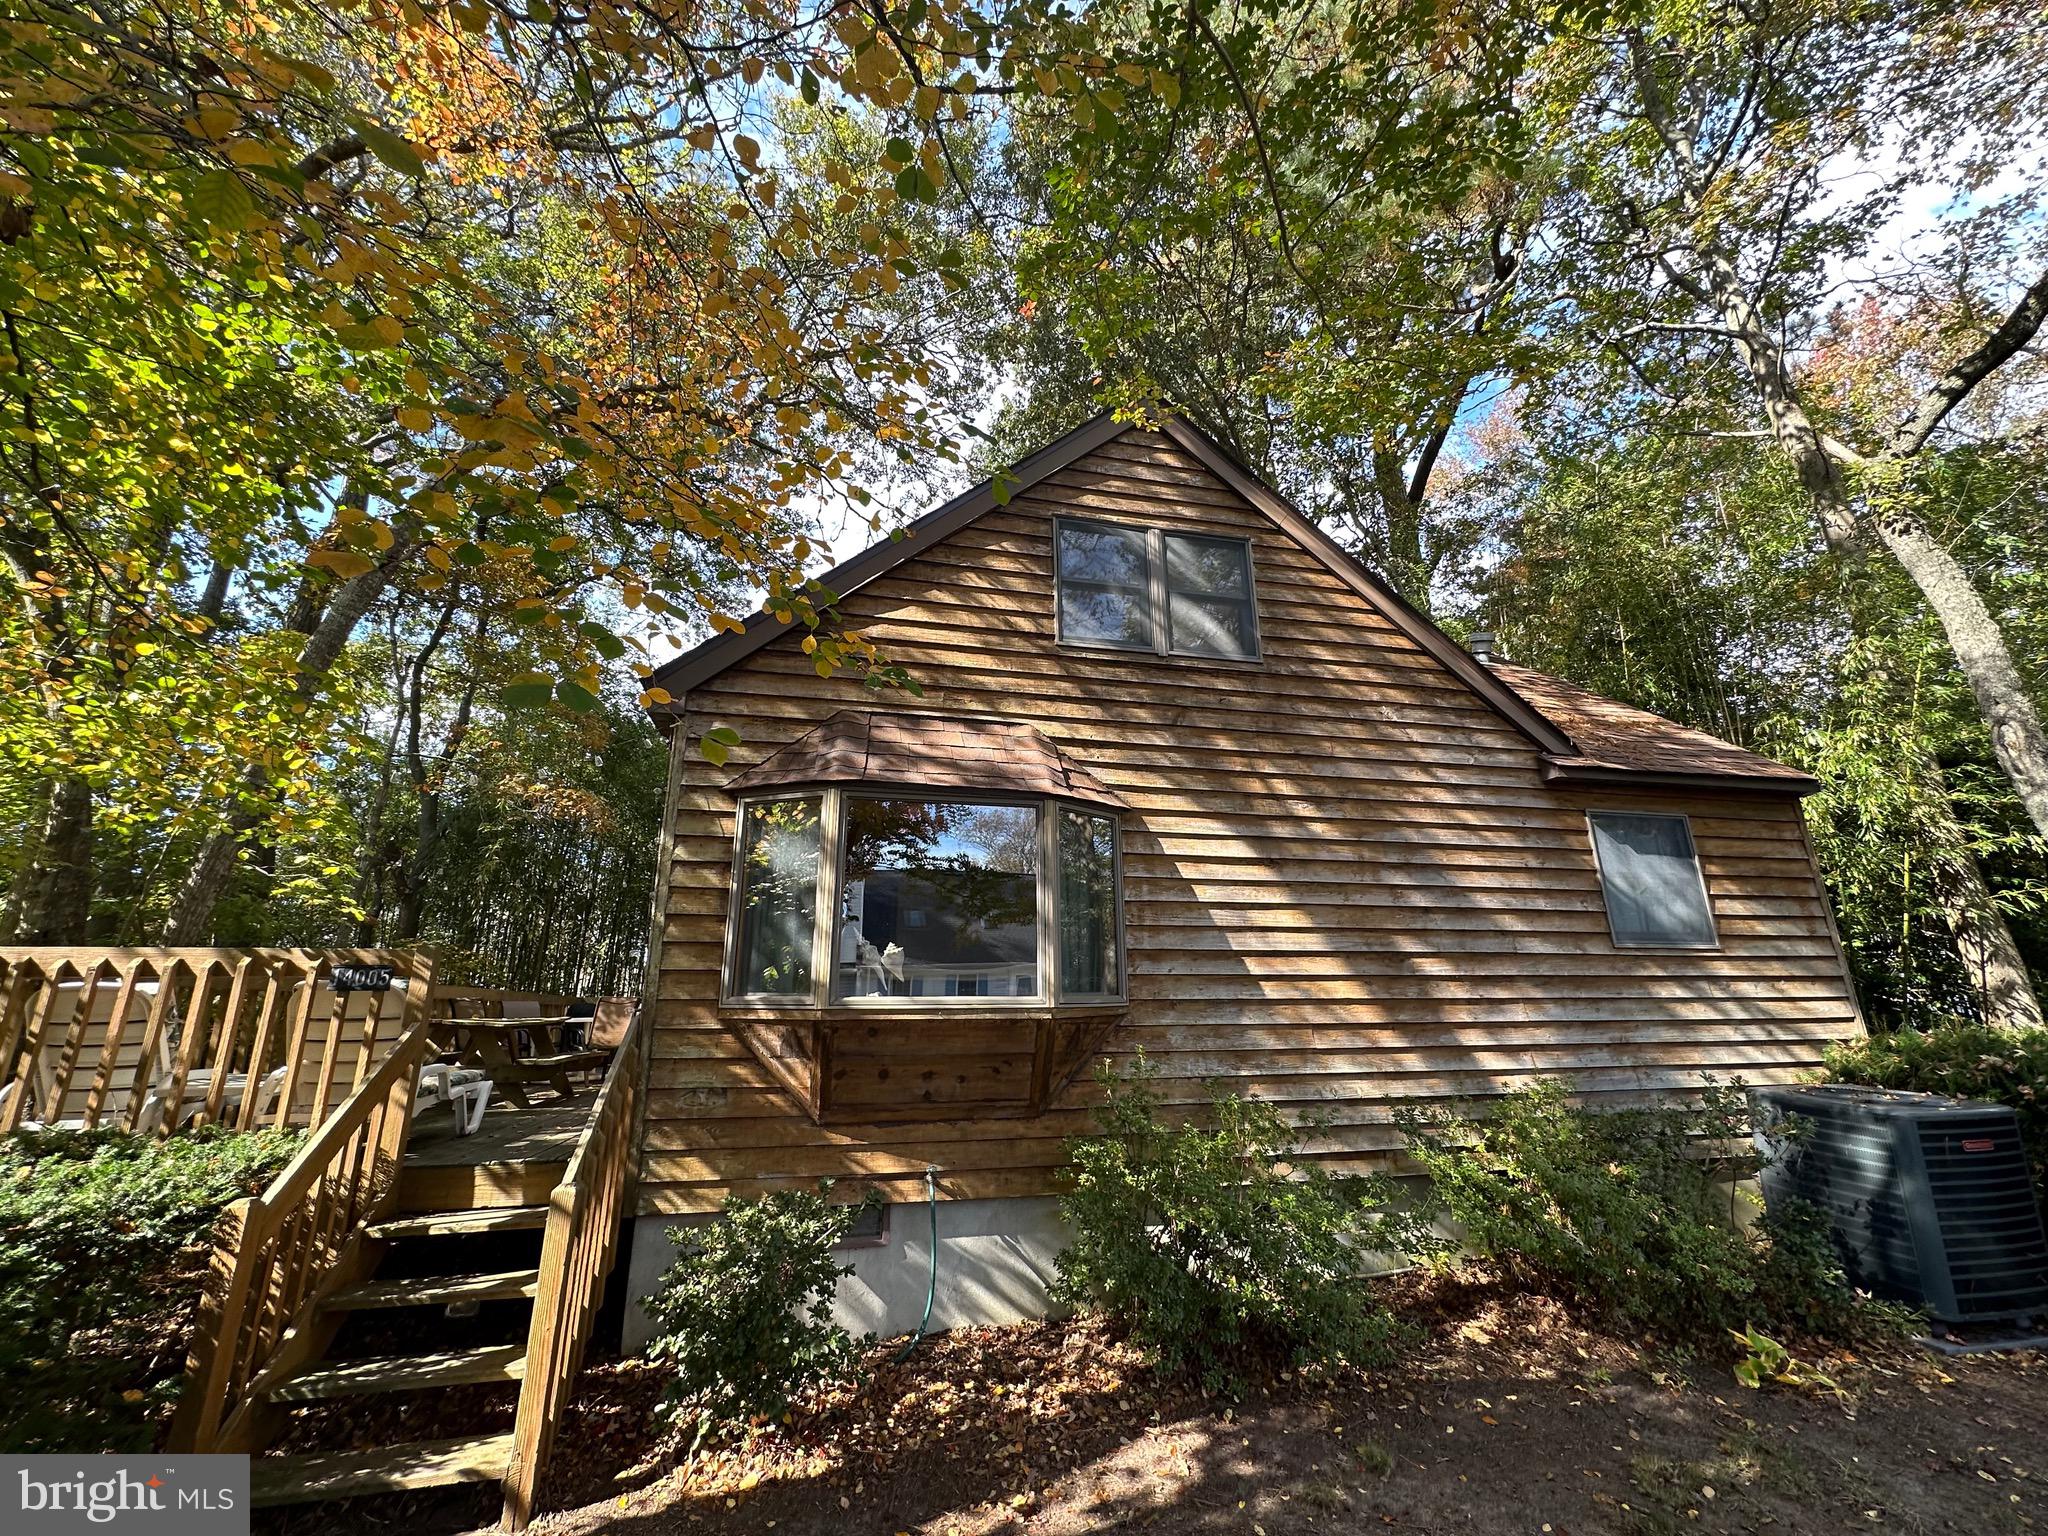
[650,411,1570,752]
[726,710,1127,807]
[649,410,1815,796]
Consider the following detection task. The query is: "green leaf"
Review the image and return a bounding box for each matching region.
[501,679,554,709]
[800,68,820,106]
[352,117,425,177]
[188,169,253,229]
[557,680,599,713]
[580,620,625,659]
[893,165,939,203]
[699,724,741,767]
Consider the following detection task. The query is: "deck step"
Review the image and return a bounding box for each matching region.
[250,1432,515,1506]
[367,1205,551,1240]
[323,1267,541,1312]
[268,1344,527,1403]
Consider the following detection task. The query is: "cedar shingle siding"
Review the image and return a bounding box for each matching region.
[636,420,1861,1215]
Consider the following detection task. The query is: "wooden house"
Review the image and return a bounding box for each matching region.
[621,412,1861,1337]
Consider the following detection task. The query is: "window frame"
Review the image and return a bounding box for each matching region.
[1054,516,1261,663]
[721,784,1126,1010]
[720,792,829,1005]
[1584,810,1721,952]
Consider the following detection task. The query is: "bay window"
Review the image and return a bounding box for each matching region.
[724,788,1123,1007]
[731,796,822,996]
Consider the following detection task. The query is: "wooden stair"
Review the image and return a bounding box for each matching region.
[324,1267,542,1312]
[185,1020,646,1529]
[251,1433,516,1507]
[253,1158,551,1504]
[268,1343,529,1403]
[367,1205,552,1240]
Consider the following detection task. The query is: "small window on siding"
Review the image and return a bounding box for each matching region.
[1055,517,1259,661]
[1164,533,1257,659]
[732,797,823,995]
[1056,521,1152,648]
[1057,808,1120,998]
[1588,812,1718,948]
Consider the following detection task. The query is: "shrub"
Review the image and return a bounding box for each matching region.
[1392,1080,1903,1348]
[1052,1061,1405,1391]
[644,1185,876,1446]
[0,1126,300,1452]
[1827,1025,2048,1197]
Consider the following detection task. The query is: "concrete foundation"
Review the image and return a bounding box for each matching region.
[622,1195,1071,1352]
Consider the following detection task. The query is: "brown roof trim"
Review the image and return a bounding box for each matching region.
[1539,758,1821,797]
[649,411,1132,697]
[725,709,1128,808]
[1153,419,1577,756]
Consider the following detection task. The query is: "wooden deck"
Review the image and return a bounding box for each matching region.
[397,1095,592,1213]
[405,1097,591,1168]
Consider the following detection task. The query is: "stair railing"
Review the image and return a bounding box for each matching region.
[169,999,437,1455]
[500,1006,645,1530]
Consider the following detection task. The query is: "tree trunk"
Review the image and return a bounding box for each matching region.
[158,530,410,943]
[1875,508,2048,843]
[160,821,244,945]
[1915,753,2045,1030]
[17,776,94,942]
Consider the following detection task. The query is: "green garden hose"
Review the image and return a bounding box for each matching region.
[892,1165,939,1363]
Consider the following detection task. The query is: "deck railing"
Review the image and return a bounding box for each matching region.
[0,947,435,1134]
[169,1008,437,1454]
[500,1007,645,1530]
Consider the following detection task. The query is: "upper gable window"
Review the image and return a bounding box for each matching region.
[1056,518,1259,661]
[1587,812,1719,948]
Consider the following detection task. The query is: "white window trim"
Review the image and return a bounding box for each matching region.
[1585,810,1722,951]
[721,785,1126,1009]
[1054,516,1262,662]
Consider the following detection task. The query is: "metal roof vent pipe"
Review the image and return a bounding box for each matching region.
[1469,630,1499,666]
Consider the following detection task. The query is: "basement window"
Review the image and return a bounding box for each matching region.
[1056,517,1259,660]
[1587,812,1719,949]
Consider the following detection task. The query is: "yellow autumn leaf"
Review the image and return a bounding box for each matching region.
[308,547,375,578]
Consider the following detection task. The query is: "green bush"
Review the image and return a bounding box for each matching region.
[1392,1080,1904,1348]
[644,1185,875,1446]
[1052,1061,1405,1392]
[0,1126,300,1452]
[1827,1025,2048,1196]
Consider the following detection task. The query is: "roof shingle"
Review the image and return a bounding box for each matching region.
[1488,661,1816,792]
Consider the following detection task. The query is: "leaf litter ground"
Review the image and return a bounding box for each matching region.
[254,1269,2048,1535]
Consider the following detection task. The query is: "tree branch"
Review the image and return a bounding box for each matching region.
[1886,263,2048,458]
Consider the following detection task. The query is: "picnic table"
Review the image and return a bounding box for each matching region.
[439,1016,608,1109]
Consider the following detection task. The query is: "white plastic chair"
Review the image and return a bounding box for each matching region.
[417,1062,493,1135]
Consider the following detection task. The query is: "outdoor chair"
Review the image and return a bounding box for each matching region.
[17,976,284,1132]
[276,975,419,1125]
[585,996,636,1051]
[416,1061,493,1136]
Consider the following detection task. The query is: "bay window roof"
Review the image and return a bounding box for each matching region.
[725,710,1126,809]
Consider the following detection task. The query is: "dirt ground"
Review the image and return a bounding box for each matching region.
[259,1273,2048,1536]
